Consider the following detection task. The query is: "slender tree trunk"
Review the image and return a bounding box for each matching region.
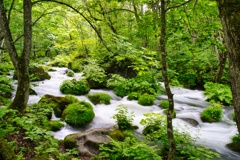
[217,1,240,133]
[0,0,32,114]
[159,0,176,159]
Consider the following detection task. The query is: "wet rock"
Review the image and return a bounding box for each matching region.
[180,118,199,126]
[64,128,112,156]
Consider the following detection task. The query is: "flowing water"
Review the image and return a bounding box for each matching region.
[15,67,240,160]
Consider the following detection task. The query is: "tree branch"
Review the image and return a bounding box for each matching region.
[32,0,112,52]
[166,0,191,12]
[7,0,15,23]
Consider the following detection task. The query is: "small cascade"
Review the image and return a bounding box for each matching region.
[22,67,240,160]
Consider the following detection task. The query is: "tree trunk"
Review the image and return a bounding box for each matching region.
[217,1,240,133]
[0,0,32,114]
[159,0,176,159]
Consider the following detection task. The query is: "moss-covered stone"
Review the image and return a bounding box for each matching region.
[200,105,222,123]
[64,133,78,149]
[159,100,169,109]
[60,79,90,95]
[127,92,140,100]
[0,137,17,160]
[38,94,72,118]
[142,125,161,135]
[138,94,156,106]
[62,101,95,127]
[48,120,64,131]
[29,88,37,95]
[87,93,111,105]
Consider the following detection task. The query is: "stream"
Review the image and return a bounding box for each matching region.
[13,67,240,160]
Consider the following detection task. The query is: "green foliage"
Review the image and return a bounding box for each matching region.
[227,134,240,152]
[60,79,90,95]
[64,133,78,149]
[48,120,64,131]
[0,136,17,160]
[138,94,156,106]
[127,92,140,100]
[62,101,95,126]
[159,100,169,109]
[204,82,232,105]
[107,74,163,97]
[232,111,236,121]
[50,54,72,67]
[201,103,223,122]
[98,136,162,160]
[140,113,220,159]
[163,109,176,118]
[112,105,135,131]
[0,76,13,98]
[83,60,107,89]
[66,70,75,77]
[232,134,240,144]
[87,92,111,105]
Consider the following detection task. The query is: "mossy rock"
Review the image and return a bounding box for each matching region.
[109,129,128,141]
[13,65,51,81]
[86,78,107,89]
[48,120,64,131]
[62,101,95,127]
[66,70,75,77]
[159,100,169,109]
[38,94,72,118]
[127,92,140,100]
[226,142,240,153]
[64,133,78,149]
[138,93,156,106]
[200,105,222,123]
[87,93,111,105]
[29,88,37,95]
[0,137,17,160]
[60,79,90,95]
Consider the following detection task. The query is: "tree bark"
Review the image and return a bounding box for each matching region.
[0,0,31,114]
[217,1,240,133]
[159,0,176,159]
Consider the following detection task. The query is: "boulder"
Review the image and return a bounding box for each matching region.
[64,128,112,156]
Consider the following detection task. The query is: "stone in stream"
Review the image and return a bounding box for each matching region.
[64,128,112,156]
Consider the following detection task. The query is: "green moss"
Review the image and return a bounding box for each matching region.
[87,93,111,105]
[200,104,222,122]
[66,70,75,77]
[159,100,169,109]
[0,137,17,160]
[62,102,95,127]
[227,134,240,153]
[142,125,161,135]
[138,94,156,106]
[48,120,64,131]
[109,129,128,141]
[64,133,78,149]
[60,79,90,95]
[127,92,140,100]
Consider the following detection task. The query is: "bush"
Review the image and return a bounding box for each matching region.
[159,100,169,109]
[107,74,128,97]
[204,82,232,105]
[227,134,240,152]
[62,102,95,126]
[0,76,13,98]
[48,120,64,131]
[200,103,222,122]
[87,93,111,105]
[50,54,71,67]
[98,137,162,160]
[60,79,90,95]
[138,94,156,106]
[140,113,220,160]
[127,92,140,100]
[83,62,107,89]
[112,105,136,131]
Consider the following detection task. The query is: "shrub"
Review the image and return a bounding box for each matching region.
[0,76,13,98]
[138,94,156,106]
[227,134,240,152]
[83,62,107,89]
[60,79,90,95]
[62,102,95,126]
[200,103,222,122]
[50,54,71,67]
[232,111,236,121]
[48,120,64,131]
[159,100,169,109]
[112,105,136,131]
[204,82,232,105]
[107,74,129,97]
[140,113,220,160]
[69,59,84,72]
[87,93,111,105]
[98,137,162,160]
[127,92,140,100]
[66,70,74,77]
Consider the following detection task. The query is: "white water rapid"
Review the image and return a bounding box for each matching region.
[14,67,240,160]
